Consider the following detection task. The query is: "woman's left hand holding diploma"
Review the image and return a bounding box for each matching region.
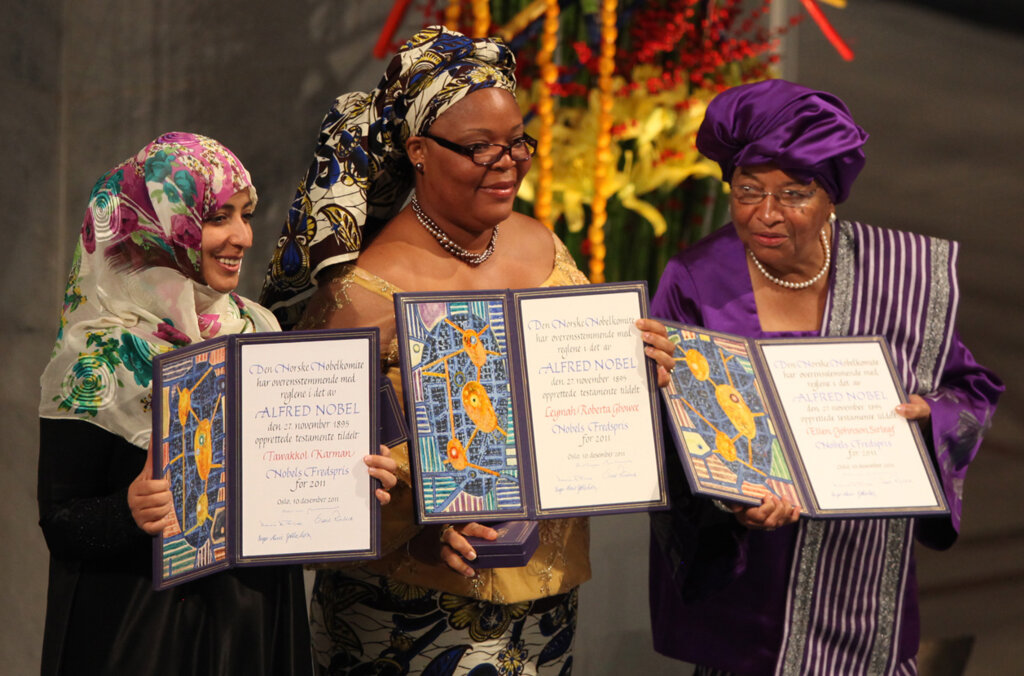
[895,394,931,422]
[895,393,932,437]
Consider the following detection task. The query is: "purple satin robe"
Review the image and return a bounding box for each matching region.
[649,223,1002,675]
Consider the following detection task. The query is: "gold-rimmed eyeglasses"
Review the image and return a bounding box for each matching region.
[732,185,818,208]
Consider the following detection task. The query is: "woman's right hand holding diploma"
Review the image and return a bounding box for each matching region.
[365,445,399,505]
[636,318,676,387]
[718,495,801,531]
[404,522,501,577]
[439,522,498,577]
[408,522,498,577]
[128,444,173,535]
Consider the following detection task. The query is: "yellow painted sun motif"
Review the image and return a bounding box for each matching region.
[684,348,710,381]
[168,365,223,537]
[461,328,492,369]
[177,387,192,426]
[421,316,508,480]
[714,430,737,462]
[196,492,209,524]
[716,384,757,439]
[461,381,499,433]
[446,437,499,477]
[673,343,766,476]
[193,419,213,481]
[446,438,469,470]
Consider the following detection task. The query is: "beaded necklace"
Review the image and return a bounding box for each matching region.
[411,195,498,266]
[749,228,831,290]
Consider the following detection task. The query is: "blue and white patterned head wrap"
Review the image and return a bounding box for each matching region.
[260,26,517,328]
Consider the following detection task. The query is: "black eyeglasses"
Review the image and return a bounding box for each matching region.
[421,132,538,166]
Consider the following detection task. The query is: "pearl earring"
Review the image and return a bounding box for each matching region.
[415,162,424,173]
[829,212,837,226]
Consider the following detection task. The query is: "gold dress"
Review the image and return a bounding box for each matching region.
[301,233,592,674]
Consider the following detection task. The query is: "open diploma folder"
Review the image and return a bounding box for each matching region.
[151,328,389,590]
[395,282,668,525]
[659,322,948,518]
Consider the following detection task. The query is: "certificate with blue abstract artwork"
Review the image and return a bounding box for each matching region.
[659,322,949,518]
[395,283,668,524]
[151,328,396,589]
[398,294,526,521]
[154,343,233,585]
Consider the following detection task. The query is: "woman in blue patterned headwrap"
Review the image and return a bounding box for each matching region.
[261,26,521,328]
[261,25,675,675]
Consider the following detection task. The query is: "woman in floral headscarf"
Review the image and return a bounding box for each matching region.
[37,132,397,676]
[261,26,674,675]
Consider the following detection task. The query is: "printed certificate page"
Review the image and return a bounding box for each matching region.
[517,290,662,511]
[759,340,941,512]
[238,337,373,557]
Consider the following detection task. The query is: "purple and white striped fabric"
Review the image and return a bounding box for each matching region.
[774,221,958,675]
[824,221,958,396]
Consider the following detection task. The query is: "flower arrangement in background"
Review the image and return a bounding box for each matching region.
[377,0,853,288]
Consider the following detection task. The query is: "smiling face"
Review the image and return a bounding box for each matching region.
[407,87,530,235]
[730,164,835,277]
[200,189,253,293]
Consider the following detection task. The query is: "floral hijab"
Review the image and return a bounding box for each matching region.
[39,132,279,448]
[259,25,517,329]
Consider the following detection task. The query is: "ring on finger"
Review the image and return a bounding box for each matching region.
[439,524,455,544]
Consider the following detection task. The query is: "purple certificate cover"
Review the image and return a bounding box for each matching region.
[396,291,528,523]
[394,282,668,526]
[466,521,540,569]
[658,321,949,519]
[152,337,233,586]
[151,328,383,589]
[378,377,408,448]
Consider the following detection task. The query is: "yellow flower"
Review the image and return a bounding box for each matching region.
[439,594,530,642]
[517,68,724,236]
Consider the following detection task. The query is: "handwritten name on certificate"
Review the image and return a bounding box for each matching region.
[238,339,373,557]
[518,291,661,510]
[760,341,940,511]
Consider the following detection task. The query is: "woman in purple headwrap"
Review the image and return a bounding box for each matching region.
[648,79,1003,675]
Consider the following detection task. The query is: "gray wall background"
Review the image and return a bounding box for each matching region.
[3,1,1022,674]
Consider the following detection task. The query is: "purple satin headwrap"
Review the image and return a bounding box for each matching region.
[696,79,868,203]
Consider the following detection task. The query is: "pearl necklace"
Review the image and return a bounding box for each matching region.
[411,195,498,266]
[749,229,831,290]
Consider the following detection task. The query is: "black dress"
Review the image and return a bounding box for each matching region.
[37,418,312,676]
